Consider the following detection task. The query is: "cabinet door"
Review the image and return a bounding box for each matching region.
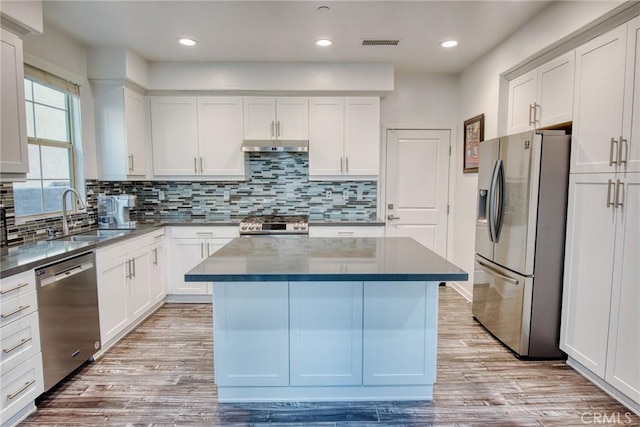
[572,25,627,174]
[151,97,199,176]
[96,255,130,344]
[275,97,308,140]
[507,69,537,134]
[344,98,380,177]
[169,239,209,295]
[561,174,617,377]
[309,98,345,177]
[537,50,575,128]
[0,29,28,175]
[363,281,438,385]
[214,282,289,386]
[149,241,166,305]
[197,97,245,177]
[124,88,147,175]
[622,17,640,174]
[606,174,640,403]
[129,249,152,319]
[290,282,362,386]
[243,97,276,140]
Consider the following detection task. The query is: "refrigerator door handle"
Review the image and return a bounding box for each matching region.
[477,259,520,286]
[487,159,501,243]
[494,159,506,241]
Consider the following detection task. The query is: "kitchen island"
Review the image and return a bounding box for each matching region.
[186,236,467,402]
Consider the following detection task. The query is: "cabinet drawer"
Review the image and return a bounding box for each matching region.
[0,312,41,376]
[0,290,37,328]
[170,226,239,239]
[0,353,44,424]
[0,270,35,304]
[309,226,384,238]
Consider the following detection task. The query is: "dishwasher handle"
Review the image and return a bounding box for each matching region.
[39,261,95,288]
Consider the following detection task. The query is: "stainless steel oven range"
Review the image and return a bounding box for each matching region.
[239,215,308,236]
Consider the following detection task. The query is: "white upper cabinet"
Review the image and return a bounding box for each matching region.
[507,50,574,134]
[309,97,380,180]
[93,85,149,180]
[623,17,640,175]
[0,28,28,178]
[243,97,308,140]
[151,96,245,179]
[571,24,629,174]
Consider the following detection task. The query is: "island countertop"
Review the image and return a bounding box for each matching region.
[185,236,468,282]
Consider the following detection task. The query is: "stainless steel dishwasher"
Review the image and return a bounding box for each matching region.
[36,252,101,392]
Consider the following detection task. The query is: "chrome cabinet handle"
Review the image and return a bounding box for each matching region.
[199,157,204,173]
[615,180,624,208]
[0,282,29,295]
[340,156,344,173]
[337,231,354,235]
[128,154,134,172]
[200,242,204,258]
[131,258,136,278]
[606,179,615,208]
[194,157,198,174]
[346,157,349,173]
[276,121,281,137]
[533,103,540,124]
[3,337,32,354]
[270,121,275,138]
[206,243,211,257]
[528,104,535,126]
[387,215,400,220]
[125,260,131,279]
[619,136,628,165]
[7,380,35,400]
[153,248,158,265]
[1,305,30,319]
[609,138,619,166]
[196,232,214,236]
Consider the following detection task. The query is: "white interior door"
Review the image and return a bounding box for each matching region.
[385,129,450,257]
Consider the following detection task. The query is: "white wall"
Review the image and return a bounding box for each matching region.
[22,22,98,179]
[452,1,628,300]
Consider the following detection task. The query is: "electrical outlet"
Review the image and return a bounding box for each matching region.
[158,190,165,201]
[343,190,349,201]
[223,190,230,201]
[325,190,332,198]
[357,190,363,200]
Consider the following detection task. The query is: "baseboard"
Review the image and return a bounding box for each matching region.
[566,357,640,417]
[448,281,472,302]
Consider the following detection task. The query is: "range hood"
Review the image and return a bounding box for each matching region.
[241,140,308,153]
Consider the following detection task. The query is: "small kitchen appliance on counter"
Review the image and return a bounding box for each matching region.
[98,194,137,229]
[239,214,308,235]
[473,129,570,359]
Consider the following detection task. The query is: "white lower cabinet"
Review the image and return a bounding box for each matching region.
[308,225,384,238]
[214,282,289,386]
[96,229,166,348]
[561,173,640,406]
[363,281,437,386]
[0,270,43,426]
[168,227,238,297]
[290,282,363,386]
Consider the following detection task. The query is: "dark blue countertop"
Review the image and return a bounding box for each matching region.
[185,236,467,282]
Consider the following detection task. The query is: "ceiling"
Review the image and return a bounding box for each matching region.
[43,1,552,74]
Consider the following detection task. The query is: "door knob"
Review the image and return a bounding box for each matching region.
[387,215,400,220]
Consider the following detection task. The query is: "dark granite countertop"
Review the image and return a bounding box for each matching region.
[1,218,386,278]
[185,236,467,282]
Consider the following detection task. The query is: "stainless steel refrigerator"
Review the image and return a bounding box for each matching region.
[473,129,570,359]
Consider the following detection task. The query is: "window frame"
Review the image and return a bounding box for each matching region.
[14,78,80,222]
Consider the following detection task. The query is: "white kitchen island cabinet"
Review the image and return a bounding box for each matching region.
[185,236,467,402]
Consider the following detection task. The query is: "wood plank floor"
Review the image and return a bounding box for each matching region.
[21,287,638,426]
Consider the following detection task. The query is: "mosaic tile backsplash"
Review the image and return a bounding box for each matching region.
[0,153,377,246]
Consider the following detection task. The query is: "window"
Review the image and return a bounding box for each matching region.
[13,76,78,218]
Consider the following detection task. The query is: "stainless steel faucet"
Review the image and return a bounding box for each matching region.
[61,188,87,235]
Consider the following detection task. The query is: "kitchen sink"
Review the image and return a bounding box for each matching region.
[54,229,134,242]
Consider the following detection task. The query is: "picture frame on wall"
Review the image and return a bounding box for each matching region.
[463,114,484,173]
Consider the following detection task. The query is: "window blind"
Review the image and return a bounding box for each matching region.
[24,64,80,97]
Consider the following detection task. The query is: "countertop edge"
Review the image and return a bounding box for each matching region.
[185,273,469,282]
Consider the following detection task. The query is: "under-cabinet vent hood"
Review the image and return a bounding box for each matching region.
[241,140,308,153]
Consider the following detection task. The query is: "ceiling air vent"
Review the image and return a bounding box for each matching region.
[362,39,400,46]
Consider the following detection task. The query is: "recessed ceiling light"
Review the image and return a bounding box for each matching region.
[440,40,458,48]
[316,39,333,47]
[178,38,197,46]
